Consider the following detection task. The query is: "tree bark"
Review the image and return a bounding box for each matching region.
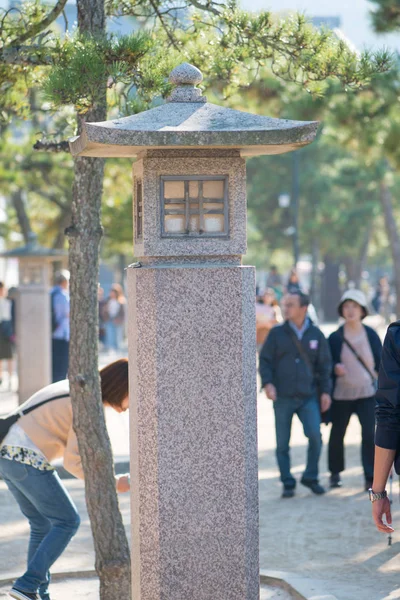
[67,0,131,597]
[53,205,72,249]
[11,190,33,244]
[380,178,400,317]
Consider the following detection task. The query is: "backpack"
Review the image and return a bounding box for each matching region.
[51,288,61,333]
[0,393,70,445]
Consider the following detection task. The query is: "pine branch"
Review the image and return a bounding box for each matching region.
[148,0,179,48]
[189,0,221,16]
[33,140,70,152]
[0,45,55,65]
[11,0,68,45]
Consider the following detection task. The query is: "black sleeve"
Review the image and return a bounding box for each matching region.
[328,330,342,366]
[372,329,383,373]
[259,329,277,388]
[315,332,332,395]
[375,326,400,450]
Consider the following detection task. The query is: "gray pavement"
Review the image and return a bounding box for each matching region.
[0,579,295,600]
[0,325,399,600]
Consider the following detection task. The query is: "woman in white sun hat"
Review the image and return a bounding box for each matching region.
[328,289,382,491]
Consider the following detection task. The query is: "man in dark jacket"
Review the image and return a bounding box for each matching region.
[371,321,400,534]
[259,292,332,498]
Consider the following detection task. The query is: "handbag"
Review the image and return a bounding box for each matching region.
[340,331,377,390]
[0,320,12,340]
[286,325,330,424]
[0,393,69,446]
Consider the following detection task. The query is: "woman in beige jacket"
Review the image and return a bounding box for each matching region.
[0,358,129,600]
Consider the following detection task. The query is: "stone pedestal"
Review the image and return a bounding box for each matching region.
[128,262,258,600]
[16,260,52,403]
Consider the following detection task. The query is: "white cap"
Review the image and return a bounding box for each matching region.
[338,289,368,317]
[54,269,70,285]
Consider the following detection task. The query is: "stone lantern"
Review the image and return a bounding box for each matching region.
[0,233,67,403]
[70,63,318,599]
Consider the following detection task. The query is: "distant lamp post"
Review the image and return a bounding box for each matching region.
[0,233,67,403]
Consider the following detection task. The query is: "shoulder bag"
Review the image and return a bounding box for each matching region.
[340,330,377,390]
[0,393,70,445]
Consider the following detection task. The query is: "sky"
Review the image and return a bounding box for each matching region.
[240,0,400,52]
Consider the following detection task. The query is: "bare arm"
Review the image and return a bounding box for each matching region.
[371,446,395,534]
[373,446,395,493]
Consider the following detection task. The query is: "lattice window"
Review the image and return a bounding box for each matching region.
[160,176,228,238]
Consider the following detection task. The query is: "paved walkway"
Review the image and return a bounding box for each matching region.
[0,323,398,600]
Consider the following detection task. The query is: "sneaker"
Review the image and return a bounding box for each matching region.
[9,588,39,600]
[281,487,295,498]
[330,473,342,488]
[301,479,326,495]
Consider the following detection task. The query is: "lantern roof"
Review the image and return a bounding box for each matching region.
[0,233,67,258]
[69,63,318,158]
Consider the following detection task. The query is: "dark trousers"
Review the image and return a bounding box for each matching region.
[52,339,69,383]
[328,397,375,481]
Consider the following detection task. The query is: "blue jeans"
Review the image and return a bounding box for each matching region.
[273,395,322,488]
[0,458,80,596]
[105,321,123,351]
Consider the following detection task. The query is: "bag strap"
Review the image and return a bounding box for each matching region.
[18,393,70,417]
[285,322,314,374]
[340,329,376,385]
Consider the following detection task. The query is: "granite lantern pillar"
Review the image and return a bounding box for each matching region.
[70,63,318,599]
[1,233,67,403]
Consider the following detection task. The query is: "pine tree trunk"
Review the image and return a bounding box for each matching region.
[380,178,400,317]
[11,190,33,243]
[66,0,131,597]
[53,205,72,249]
[321,255,341,322]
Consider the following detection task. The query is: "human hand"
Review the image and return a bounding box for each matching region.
[334,363,346,377]
[372,497,394,534]
[264,384,277,401]
[116,474,130,493]
[320,393,332,413]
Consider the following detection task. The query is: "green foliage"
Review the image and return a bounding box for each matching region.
[177,8,393,96]
[43,32,154,112]
[0,126,74,248]
[0,0,53,43]
[102,159,134,257]
[246,135,384,266]
[369,0,400,32]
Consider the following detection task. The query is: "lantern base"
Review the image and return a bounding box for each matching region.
[128,262,258,600]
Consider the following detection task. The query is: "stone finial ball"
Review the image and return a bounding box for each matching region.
[169,63,203,86]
